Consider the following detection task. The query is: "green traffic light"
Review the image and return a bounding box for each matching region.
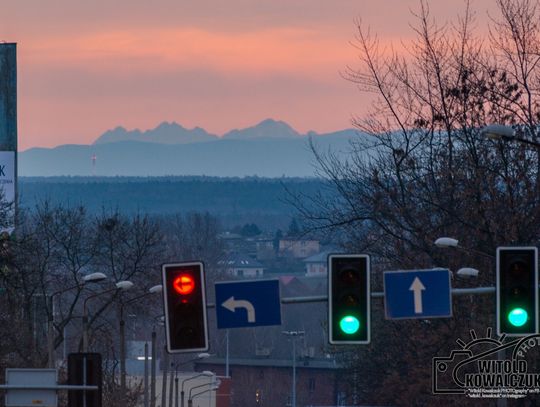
[339,315,360,334]
[508,308,528,327]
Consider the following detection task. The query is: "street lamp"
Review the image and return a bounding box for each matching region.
[47,272,108,367]
[82,280,134,352]
[481,124,540,148]
[434,237,459,248]
[119,284,163,407]
[188,382,220,407]
[168,356,211,407]
[433,237,493,260]
[282,330,305,407]
[179,371,213,407]
[481,124,516,140]
[457,267,480,278]
[434,237,485,277]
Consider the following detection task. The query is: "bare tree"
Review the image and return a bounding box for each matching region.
[292,0,540,404]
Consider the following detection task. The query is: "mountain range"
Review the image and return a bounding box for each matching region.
[20,119,361,177]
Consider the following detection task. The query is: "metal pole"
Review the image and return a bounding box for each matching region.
[497,348,507,407]
[168,364,174,407]
[161,347,168,407]
[204,286,498,310]
[175,376,179,407]
[83,355,87,407]
[151,331,157,407]
[82,314,89,353]
[63,325,67,361]
[120,310,126,407]
[225,330,229,377]
[47,296,54,368]
[144,342,149,407]
[180,390,185,407]
[292,337,296,407]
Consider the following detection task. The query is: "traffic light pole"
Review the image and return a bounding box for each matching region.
[205,286,497,309]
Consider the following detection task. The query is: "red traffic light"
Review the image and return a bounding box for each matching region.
[173,274,195,295]
[162,262,209,353]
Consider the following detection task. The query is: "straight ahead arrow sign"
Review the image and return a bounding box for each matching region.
[409,277,426,314]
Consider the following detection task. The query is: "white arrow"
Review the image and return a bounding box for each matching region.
[222,296,256,323]
[409,277,426,314]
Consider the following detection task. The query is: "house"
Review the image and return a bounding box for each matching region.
[278,238,320,259]
[254,237,275,260]
[194,357,344,407]
[217,253,265,278]
[303,251,329,277]
[303,249,339,277]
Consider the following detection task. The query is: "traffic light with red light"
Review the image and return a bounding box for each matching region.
[328,254,370,344]
[497,247,538,336]
[162,262,209,353]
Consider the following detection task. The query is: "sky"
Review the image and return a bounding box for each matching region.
[0,0,493,150]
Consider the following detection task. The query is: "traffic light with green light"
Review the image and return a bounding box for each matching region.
[328,254,370,344]
[162,262,209,353]
[497,247,538,336]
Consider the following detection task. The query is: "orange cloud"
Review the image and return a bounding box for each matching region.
[25,27,358,78]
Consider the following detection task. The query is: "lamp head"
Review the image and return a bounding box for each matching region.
[116,281,134,290]
[434,237,459,248]
[149,284,163,294]
[82,272,107,283]
[481,124,515,140]
[457,267,479,278]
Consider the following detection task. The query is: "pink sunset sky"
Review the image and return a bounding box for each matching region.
[0,0,492,150]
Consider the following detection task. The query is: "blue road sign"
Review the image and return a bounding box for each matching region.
[384,269,452,319]
[215,279,282,329]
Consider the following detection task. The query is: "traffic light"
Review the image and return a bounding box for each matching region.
[162,262,209,353]
[328,254,370,344]
[497,247,538,336]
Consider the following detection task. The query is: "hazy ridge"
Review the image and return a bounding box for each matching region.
[20,119,360,177]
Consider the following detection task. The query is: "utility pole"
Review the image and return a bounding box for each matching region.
[282,330,304,407]
[151,331,157,407]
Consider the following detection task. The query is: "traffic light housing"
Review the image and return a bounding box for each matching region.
[162,262,209,353]
[497,247,538,336]
[328,254,370,344]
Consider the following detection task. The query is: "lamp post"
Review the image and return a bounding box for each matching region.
[167,355,211,407]
[47,272,107,368]
[150,314,165,407]
[180,371,213,407]
[188,382,220,407]
[82,280,134,352]
[119,284,162,407]
[282,331,304,407]
[434,237,493,260]
[481,124,540,148]
[434,237,484,279]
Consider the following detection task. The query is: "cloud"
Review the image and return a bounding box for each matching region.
[24,27,355,78]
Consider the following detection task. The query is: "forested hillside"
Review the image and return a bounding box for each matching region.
[19,176,326,230]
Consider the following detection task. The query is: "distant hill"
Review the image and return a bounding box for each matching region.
[19,119,362,177]
[19,176,329,230]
